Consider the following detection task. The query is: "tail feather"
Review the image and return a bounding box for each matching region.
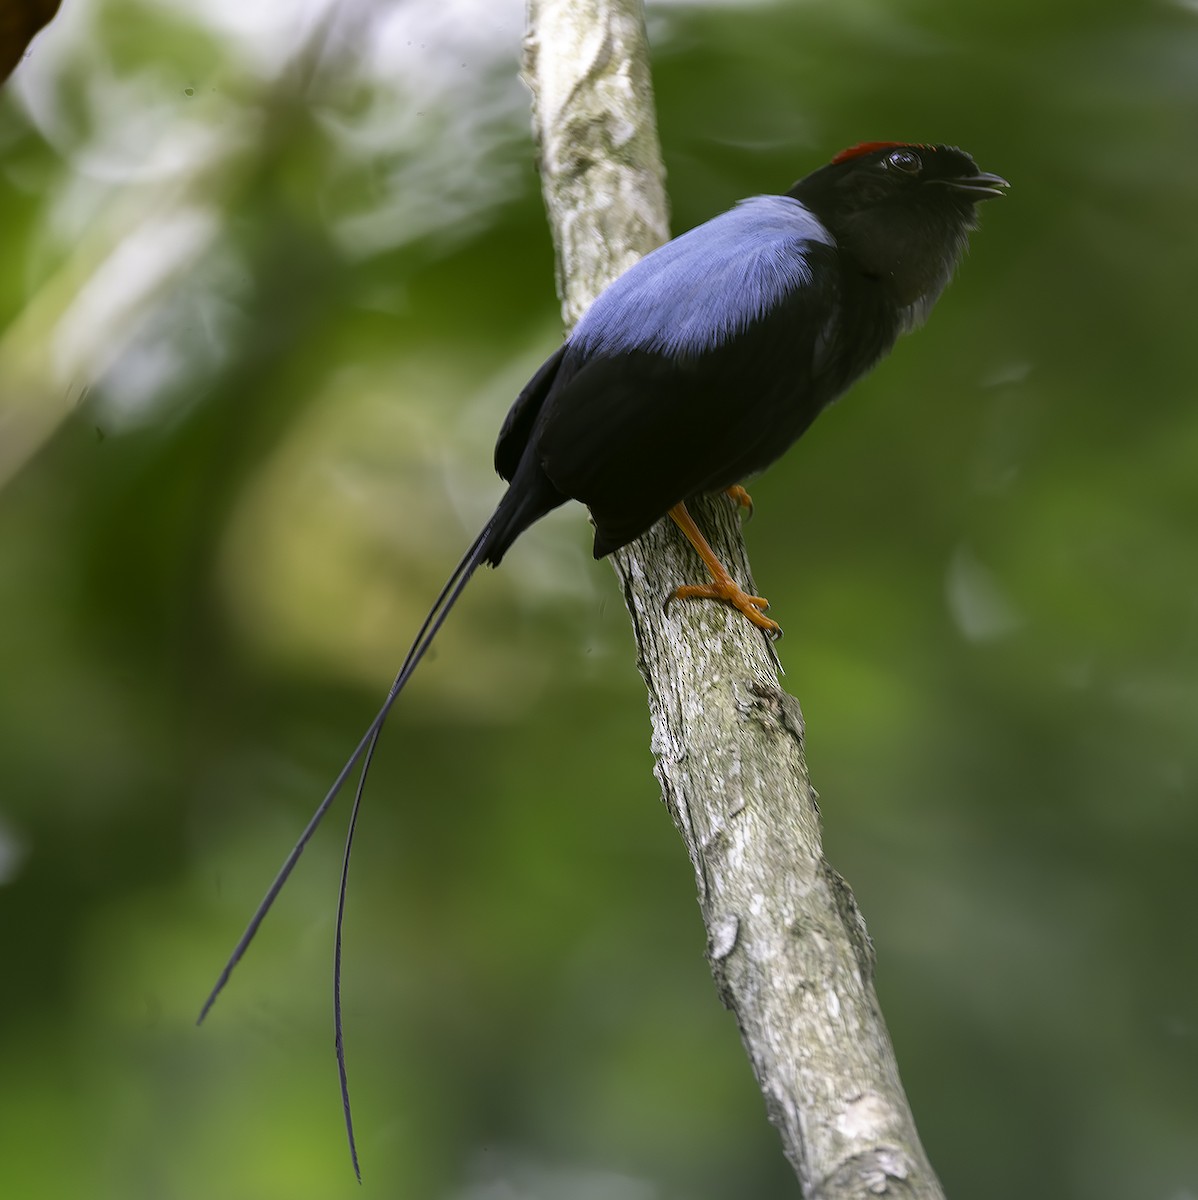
[481,465,568,568]
[197,470,571,1176]
[197,506,504,1177]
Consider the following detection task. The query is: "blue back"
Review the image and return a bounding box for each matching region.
[570,196,836,360]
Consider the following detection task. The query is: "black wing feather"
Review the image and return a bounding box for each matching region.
[494,342,568,482]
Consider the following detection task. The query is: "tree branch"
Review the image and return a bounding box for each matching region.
[523,2,946,1197]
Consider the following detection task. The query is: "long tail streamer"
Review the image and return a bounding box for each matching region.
[197,520,495,1179]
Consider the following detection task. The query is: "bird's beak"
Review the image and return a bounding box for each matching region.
[937,171,1010,199]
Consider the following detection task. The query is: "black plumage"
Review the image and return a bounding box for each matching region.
[484,143,1005,566]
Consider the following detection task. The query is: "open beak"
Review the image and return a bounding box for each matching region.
[938,171,1010,199]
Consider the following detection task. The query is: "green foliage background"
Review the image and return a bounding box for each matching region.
[1,1,1196,1197]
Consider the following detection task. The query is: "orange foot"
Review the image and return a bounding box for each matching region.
[668,577,781,639]
[723,485,754,518]
[666,502,782,639]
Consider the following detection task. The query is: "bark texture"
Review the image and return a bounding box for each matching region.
[523,2,946,1197]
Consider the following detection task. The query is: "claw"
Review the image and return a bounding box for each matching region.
[669,578,781,639]
[724,485,754,520]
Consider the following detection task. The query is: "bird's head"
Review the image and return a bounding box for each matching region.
[790,142,1008,313]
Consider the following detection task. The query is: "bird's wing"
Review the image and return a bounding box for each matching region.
[494,342,567,482]
[534,197,842,554]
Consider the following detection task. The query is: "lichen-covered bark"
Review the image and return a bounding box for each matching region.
[523,0,670,323]
[523,3,946,1197]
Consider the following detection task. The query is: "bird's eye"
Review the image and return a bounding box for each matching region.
[887,149,922,175]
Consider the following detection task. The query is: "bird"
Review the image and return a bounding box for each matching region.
[197,141,1007,1176]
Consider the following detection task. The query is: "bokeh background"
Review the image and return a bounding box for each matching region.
[2,0,1196,1197]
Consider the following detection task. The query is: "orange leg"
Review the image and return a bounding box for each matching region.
[666,502,781,639]
[723,485,754,518]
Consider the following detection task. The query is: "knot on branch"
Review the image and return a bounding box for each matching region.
[735,679,806,744]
